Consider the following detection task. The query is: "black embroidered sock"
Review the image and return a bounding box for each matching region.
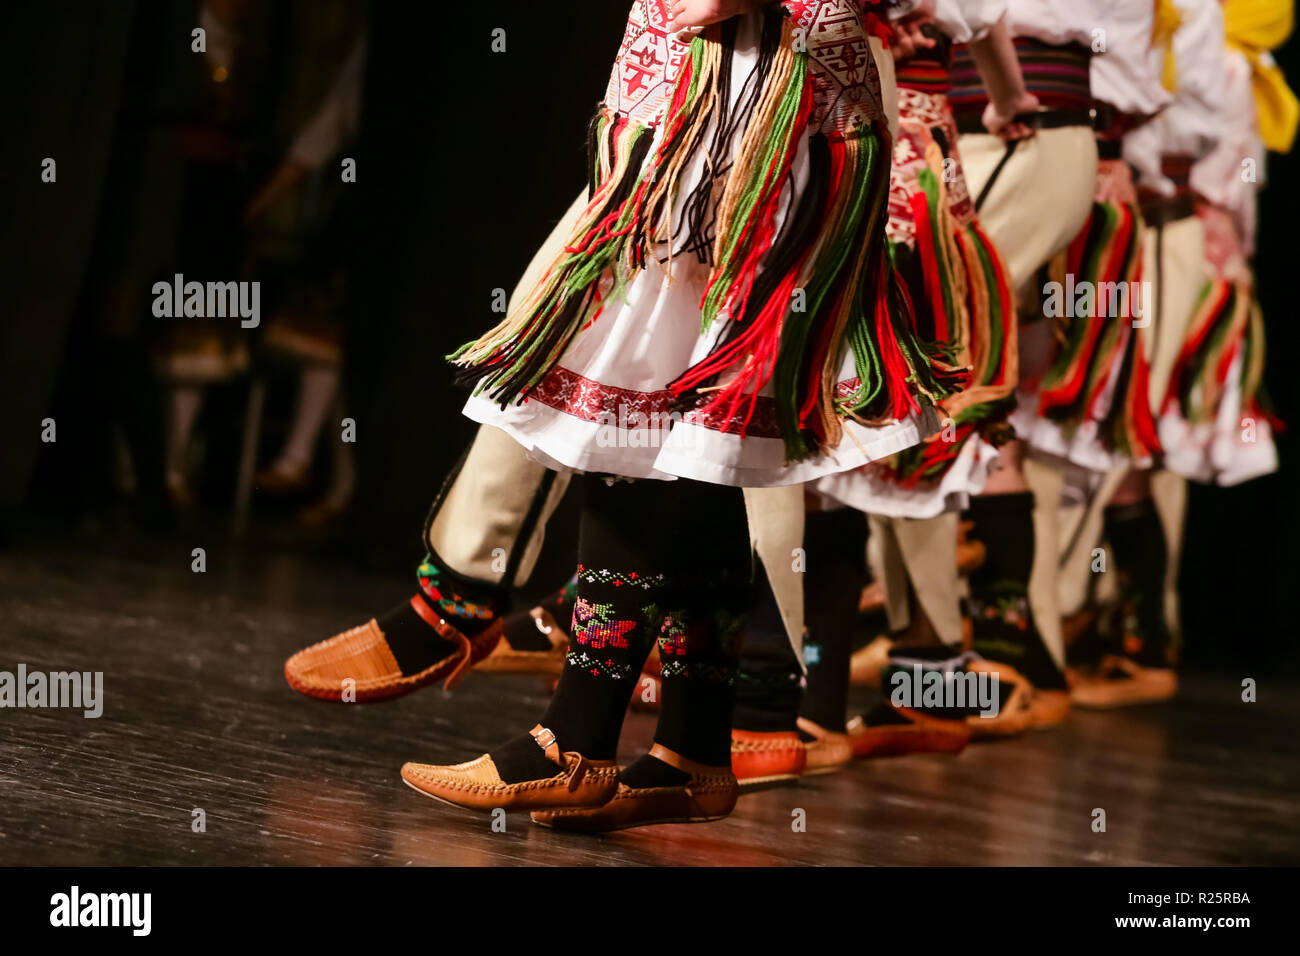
[376,592,461,677]
[415,554,506,639]
[625,601,746,789]
[1103,498,1173,668]
[798,508,868,733]
[499,574,577,652]
[618,754,691,789]
[490,480,667,784]
[378,554,509,678]
[623,481,752,788]
[963,493,1067,691]
[646,587,747,768]
[732,565,803,733]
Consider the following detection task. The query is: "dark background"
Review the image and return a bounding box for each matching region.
[1,1,1295,675]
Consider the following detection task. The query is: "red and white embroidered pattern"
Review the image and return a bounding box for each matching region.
[783,0,883,136]
[603,0,691,127]
[885,89,974,246]
[527,365,867,440]
[530,367,675,429]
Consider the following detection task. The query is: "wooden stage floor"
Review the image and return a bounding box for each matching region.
[2,540,1297,866]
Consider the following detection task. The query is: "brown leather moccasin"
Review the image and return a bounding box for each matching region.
[849,635,894,686]
[1030,688,1072,728]
[530,745,738,832]
[475,606,569,676]
[965,658,1036,739]
[1070,655,1177,709]
[284,595,501,703]
[730,729,807,787]
[796,717,854,775]
[400,725,619,812]
[847,706,971,758]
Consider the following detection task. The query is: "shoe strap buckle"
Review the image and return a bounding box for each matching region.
[533,727,557,752]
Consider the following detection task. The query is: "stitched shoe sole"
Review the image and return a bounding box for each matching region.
[531,780,738,832]
[850,724,970,758]
[737,771,801,789]
[1071,671,1177,708]
[400,757,619,812]
[531,812,730,832]
[285,621,502,703]
[399,774,616,814]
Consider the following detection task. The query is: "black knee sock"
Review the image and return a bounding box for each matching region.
[415,554,506,639]
[798,509,867,733]
[963,492,1066,690]
[491,483,669,783]
[621,482,752,789]
[376,592,462,676]
[732,566,803,733]
[379,553,507,678]
[1103,498,1172,668]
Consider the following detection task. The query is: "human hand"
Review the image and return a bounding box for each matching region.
[982,91,1041,140]
[667,0,767,33]
[890,0,937,60]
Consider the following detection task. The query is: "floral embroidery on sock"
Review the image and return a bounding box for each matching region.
[565,650,637,681]
[572,598,638,650]
[656,610,738,684]
[576,564,666,589]
[416,555,495,621]
[966,594,1031,630]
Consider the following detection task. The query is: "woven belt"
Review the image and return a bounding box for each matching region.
[1097,138,1124,160]
[955,107,1094,136]
[1140,194,1196,225]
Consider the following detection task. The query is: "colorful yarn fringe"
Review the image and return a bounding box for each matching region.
[1035,201,1160,460]
[450,9,950,463]
[1162,278,1279,429]
[884,150,1017,485]
[447,34,721,402]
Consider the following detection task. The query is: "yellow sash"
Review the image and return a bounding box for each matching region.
[1223,0,1299,152]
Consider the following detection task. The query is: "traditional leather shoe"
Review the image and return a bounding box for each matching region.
[858,581,886,615]
[846,706,970,757]
[475,605,568,676]
[530,745,738,832]
[730,729,806,787]
[1029,688,1071,728]
[796,717,853,775]
[401,725,619,812]
[284,595,501,702]
[964,659,1036,739]
[1070,655,1178,708]
[849,635,893,686]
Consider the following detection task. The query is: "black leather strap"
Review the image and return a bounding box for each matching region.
[956,107,1094,137]
[973,139,1020,215]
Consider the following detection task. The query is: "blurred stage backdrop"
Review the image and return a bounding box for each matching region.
[2,1,1297,675]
